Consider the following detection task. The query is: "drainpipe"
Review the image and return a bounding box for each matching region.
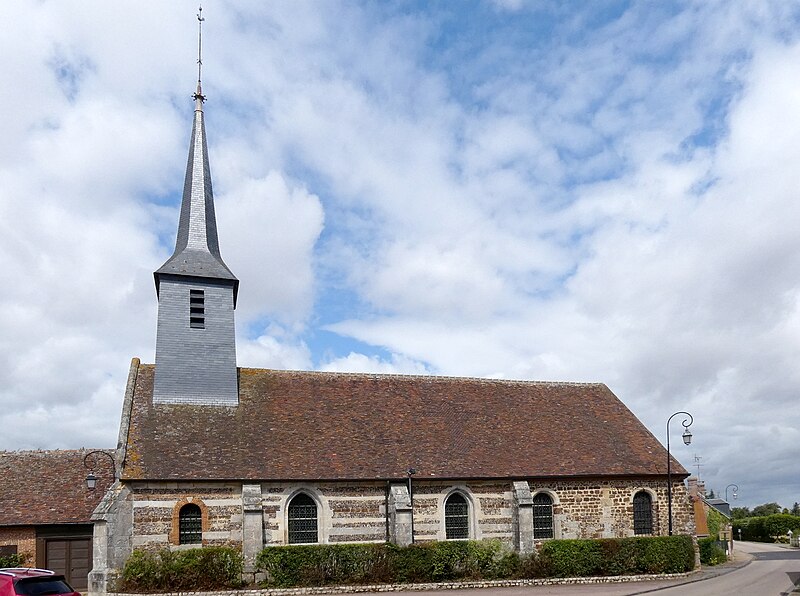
[384,480,390,542]
[407,468,417,544]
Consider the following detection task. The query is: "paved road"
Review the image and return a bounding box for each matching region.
[652,541,800,596]
[371,541,799,596]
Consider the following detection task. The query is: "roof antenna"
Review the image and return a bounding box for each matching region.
[193,5,206,106]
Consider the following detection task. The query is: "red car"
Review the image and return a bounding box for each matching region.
[0,569,80,596]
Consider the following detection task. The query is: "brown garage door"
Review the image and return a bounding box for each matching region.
[45,538,91,592]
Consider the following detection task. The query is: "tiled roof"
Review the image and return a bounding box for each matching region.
[0,449,114,526]
[123,362,687,482]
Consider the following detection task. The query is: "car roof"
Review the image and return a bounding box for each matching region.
[0,568,58,579]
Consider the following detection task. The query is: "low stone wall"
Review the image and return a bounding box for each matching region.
[110,571,696,596]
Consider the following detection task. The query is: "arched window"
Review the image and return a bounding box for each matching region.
[532,493,554,539]
[179,503,202,544]
[633,491,653,535]
[445,493,469,539]
[288,493,318,544]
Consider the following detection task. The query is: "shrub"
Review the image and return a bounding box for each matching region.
[256,536,694,587]
[117,546,243,592]
[698,537,726,566]
[539,536,694,577]
[256,541,514,587]
[0,552,26,568]
[256,543,390,588]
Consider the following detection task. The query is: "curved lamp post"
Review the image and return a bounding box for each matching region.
[725,483,739,503]
[666,411,693,535]
[83,450,116,490]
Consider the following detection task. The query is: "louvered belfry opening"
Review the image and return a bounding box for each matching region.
[189,289,205,328]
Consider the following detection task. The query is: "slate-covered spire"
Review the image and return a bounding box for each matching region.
[154,80,239,304]
[152,7,238,406]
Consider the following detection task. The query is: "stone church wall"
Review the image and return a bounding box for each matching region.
[129,482,242,548]
[527,478,692,539]
[122,476,692,554]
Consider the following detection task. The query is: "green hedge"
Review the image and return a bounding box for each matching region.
[0,553,26,568]
[255,541,517,587]
[117,547,243,593]
[256,537,695,588]
[698,537,726,566]
[539,536,695,577]
[734,514,800,542]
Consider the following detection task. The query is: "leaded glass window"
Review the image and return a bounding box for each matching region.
[633,491,653,535]
[179,503,202,544]
[445,493,469,539]
[288,493,318,544]
[532,492,554,539]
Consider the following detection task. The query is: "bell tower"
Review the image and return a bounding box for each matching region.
[152,8,238,405]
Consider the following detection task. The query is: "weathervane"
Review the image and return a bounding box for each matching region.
[193,5,206,104]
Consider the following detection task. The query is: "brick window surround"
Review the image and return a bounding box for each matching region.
[169,497,210,546]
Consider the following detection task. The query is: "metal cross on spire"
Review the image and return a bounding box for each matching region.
[193,5,206,105]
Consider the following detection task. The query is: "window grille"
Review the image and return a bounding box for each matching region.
[445,493,469,539]
[288,493,318,544]
[179,503,202,544]
[190,289,205,328]
[532,492,554,539]
[633,491,653,535]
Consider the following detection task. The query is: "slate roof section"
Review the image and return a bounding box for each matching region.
[154,90,238,303]
[0,449,114,526]
[122,362,688,482]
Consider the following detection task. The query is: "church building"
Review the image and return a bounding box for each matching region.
[88,68,694,595]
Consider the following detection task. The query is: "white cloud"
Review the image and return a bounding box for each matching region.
[1,0,800,510]
[320,352,430,375]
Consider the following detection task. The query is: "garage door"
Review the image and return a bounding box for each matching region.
[45,539,91,592]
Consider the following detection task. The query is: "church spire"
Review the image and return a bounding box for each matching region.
[152,6,239,406]
[154,4,238,304]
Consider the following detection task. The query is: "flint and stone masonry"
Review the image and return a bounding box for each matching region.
[88,476,694,594]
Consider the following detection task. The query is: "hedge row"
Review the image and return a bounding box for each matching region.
[255,541,514,587]
[255,537,695,588]
[733,514,800,542]
[539,535,695,577]
[117,546,243,592]
[0,553,26,568]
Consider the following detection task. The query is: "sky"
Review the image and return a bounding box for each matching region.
[0,0,799,510]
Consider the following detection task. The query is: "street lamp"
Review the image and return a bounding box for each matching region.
[407,468,417,544]
[83,450,116,490]
[725,483,739,503]
[666,411,693,535]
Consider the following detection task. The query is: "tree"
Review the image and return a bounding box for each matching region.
[707,488,716,498]
[731,507,751,520]
[792,502,800,516]
[752,502,782,517]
